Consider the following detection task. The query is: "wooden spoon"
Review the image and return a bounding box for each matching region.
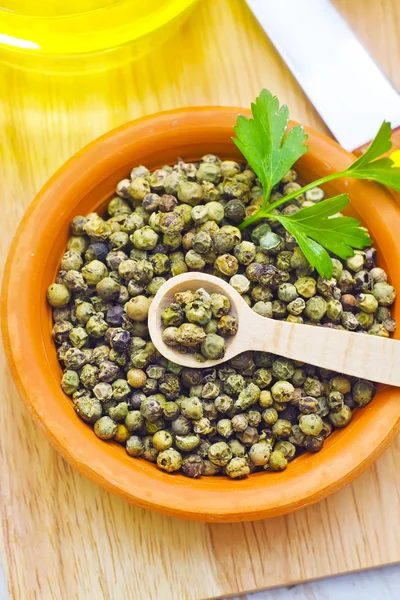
[148,272,400,385]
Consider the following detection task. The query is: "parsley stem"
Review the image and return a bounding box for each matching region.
[239,170,351,231]
[238,209,268,230]
[267,171,350,212]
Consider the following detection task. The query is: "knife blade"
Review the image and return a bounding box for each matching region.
[245,0,400,153]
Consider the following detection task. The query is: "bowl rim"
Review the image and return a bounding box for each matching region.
[2,106,400,522]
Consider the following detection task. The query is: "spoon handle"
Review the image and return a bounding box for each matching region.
[246,312,400,386]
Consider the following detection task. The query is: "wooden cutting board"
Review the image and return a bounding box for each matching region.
[1,1,400,598]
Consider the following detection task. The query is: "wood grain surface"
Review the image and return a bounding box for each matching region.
[1,1,400,599]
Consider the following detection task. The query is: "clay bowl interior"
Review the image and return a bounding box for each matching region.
[3,107,400,522]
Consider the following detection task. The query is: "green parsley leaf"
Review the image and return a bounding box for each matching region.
[347,157,400,192]
[272,195,372,278]
[233,89,308,202]
[344,121,400,190]
[350,121,393,168]
[283,227,333,278]
[235,91,398,277]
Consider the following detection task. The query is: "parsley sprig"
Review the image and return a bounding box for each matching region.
[234,90,400,277]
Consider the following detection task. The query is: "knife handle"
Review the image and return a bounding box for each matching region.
[354,126,400,157]
[354,126,400,204]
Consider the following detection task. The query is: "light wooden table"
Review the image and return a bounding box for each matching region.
[1,1,400,599]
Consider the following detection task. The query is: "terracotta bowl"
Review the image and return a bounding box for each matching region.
[2,107,400,522]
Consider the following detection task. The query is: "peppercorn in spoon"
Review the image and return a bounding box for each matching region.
[148,272,400,385]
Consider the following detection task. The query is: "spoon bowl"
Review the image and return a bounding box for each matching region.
[148,272,245,367]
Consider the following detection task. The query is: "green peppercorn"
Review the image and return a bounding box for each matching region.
[325,299,343,322]
[52,321,73,345]
[214,254,238,277]
[295,277,317,298]
[180,455,203,478]
[346,252,365,272]
[162,327,181,349]
[125,435,144,457]
[143,435,159,462]
[356,312,374,330]
[249,441,270,466]
[257,389,272,408]
[140,397,162,423]
[79,364,99,389]
[201,333,226,360]
[252,301,273,318]
[330,375,351,395]
[271,381,294,403]
[180,397,203,420]
[226,457,250,479]
[125,296,150,321]
[274,441,296,461]
[128,177,150,202]
[67,235,88,254]
[329,405,352,427]
[218,315,238,336]
[202,381,220,399]
[115,424,130,443]
[304,377,325,397]
[372,282,396,306]
[213,231,235,255]
[215,418,232,438]
[201,460,220,476]
[70,215,88,235]
[155,448,181,472]
[94,416,117,440]
[260,231,284,254]
[305,296,327,322]
[176,180,203,206]
[152,430,173,451]
[61,251,84,272]
[208,442,232,466]
[213,394,232,414]
[272,419,292,438]
[328,390,344,413]
[93,382,113,402]
[108,402,129,421]
[299,414,323,436]
[261,407,278,426]
[292,368,306,387]
[224,199,246,223]
[124,411,143,432]
[352,380,374,407]
[303,434,324,453]
[277,283,297,303]
[61,370,80,395]
[170,416,191,436]
[175,323,206,348]
[64,347,87,370]
[272,358,295,380]
[237,426,259,445]
[269,450,288,471]
[229,414,247,434]
[47,283,71,308]
[298,396,318,414]
[185,300,212,326]
[175,434,201,452]
[196,162,221,184]
[234,383,260,411]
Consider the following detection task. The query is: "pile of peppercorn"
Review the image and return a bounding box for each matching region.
[161,287,238,360]
[46,156,396,478]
